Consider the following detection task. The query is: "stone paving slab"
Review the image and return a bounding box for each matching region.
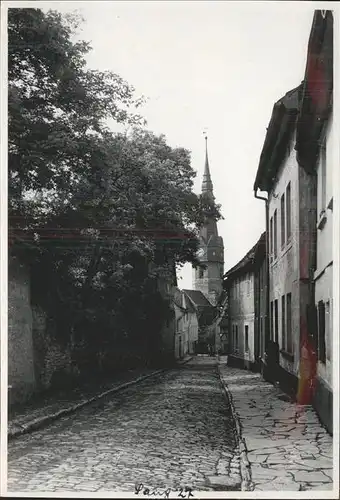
[218,362,334,493]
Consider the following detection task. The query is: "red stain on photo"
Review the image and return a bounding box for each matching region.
[297,316,317,406]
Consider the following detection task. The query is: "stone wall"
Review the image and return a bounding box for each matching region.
[32,305,75,392]
[8,256,36,404]
[8,256,75,405]
[9,255,178,404]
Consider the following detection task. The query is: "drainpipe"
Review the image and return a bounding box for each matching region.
[254,189,270,361]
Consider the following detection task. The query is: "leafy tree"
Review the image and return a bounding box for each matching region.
[8,8,144,219]
[8,8,222,372]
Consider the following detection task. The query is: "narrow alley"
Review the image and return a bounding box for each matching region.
[5,5,336,499]
[7,358,240,493]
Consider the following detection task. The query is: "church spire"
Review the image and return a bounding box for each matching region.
[202,134,214,197]
[193,132,224,306]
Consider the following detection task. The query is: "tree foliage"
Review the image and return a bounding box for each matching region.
[8,8,144,216]
[8,8,222,370]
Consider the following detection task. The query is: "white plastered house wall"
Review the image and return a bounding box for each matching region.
[173,296,185,360]
[268,130,301,377]
[314,112,333,389]
[182,293,198,354]
[229,272,255,364]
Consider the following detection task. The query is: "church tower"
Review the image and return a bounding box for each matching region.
[193,136,224,306]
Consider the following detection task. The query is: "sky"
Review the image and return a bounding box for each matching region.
[35,1,315,288]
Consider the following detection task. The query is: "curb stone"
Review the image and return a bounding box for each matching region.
[217,363,254,492]
[176,356,193,365]
[8,369,164,440]
[7,356,193,440]
[8,356,194,441]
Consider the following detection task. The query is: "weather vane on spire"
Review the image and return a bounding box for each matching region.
[203,129,208,155]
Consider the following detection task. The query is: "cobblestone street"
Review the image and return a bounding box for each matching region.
[7,357,240,494]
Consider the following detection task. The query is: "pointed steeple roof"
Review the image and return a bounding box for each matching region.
[201,135,214,197]
[199,134,218,242]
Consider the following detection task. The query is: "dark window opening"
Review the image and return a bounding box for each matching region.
[286,182,291,240]
[287,293,292,353]
[273,210,278,259]
[281,193,285,248]
[318,300,326,363]
[270,301,274,340]
[281,295,286,350]
[320,139,327,212]
[274,299,278,343]
[270,217,273,261]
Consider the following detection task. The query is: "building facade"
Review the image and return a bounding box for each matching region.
[182,289,216,354]
[228,272,255,369]
[312,111,333,433]
[225,233,266,371]
[253,10,334,434]
[214,290,229,354]
[173,288,198,359]
[183,293,199,355]
[254,85,317,394]
[296,10,333,433]
[156,262,177,364]
[253,234,267,368]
